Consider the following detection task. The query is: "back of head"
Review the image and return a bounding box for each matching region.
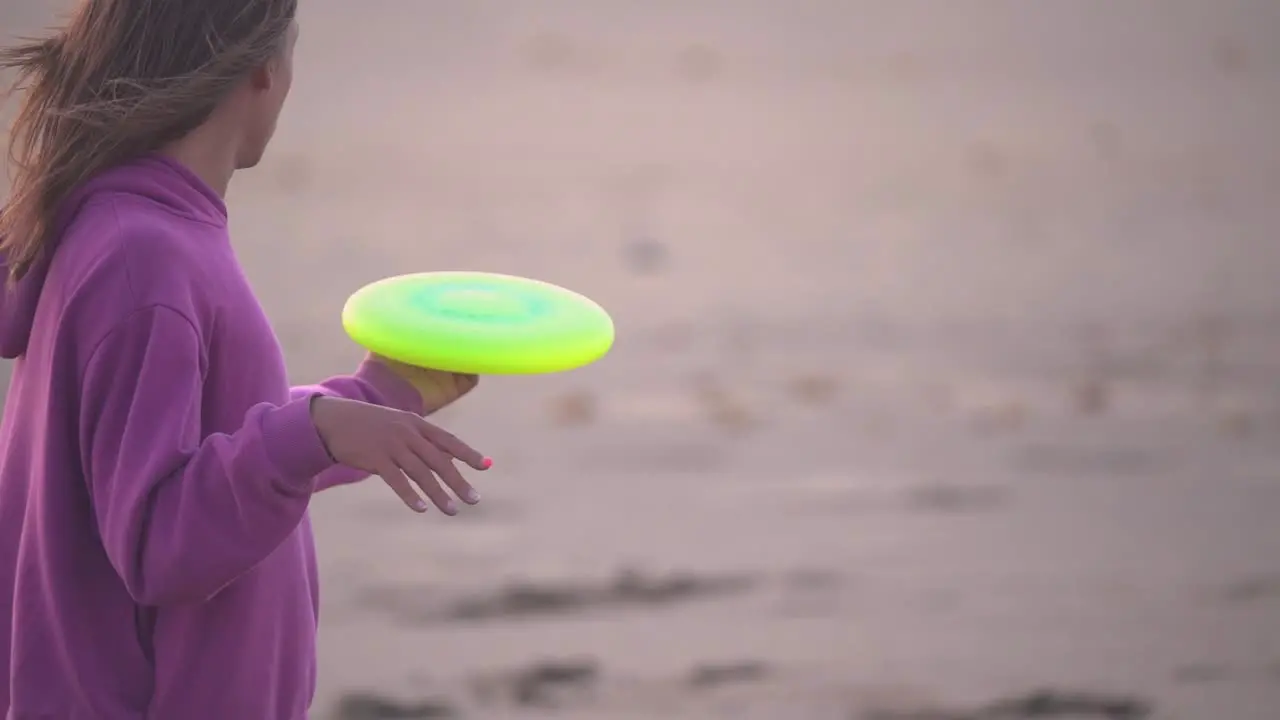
[0,0,297,282]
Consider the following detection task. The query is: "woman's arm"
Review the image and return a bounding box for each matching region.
[80,305,335,606]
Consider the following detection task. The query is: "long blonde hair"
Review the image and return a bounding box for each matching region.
[0,0,297,281]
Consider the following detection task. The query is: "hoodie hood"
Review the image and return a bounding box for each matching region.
[0,154,226,358]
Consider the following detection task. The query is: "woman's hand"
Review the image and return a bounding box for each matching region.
[369,354,479,415]
[310,396,490,514]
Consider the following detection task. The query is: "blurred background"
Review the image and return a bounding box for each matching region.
[4,1,1280,717]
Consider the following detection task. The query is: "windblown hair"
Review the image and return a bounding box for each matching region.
[0,0,297,282]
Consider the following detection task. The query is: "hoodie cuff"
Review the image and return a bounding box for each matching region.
[354,357,426,416]
[260,396,336,492]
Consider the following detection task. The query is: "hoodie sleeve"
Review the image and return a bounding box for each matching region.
[290,357,425,492]
[79,304,335,607]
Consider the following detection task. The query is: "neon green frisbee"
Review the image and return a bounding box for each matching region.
[342,271,615,375]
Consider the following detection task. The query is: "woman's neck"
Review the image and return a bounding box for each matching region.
[159,122,240,198]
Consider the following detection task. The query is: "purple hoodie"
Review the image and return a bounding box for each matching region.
[0,155,423,718]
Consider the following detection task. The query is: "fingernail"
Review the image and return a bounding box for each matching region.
[444,501,458,515]
[481,457,494,470]
[465,489,481,504]
[413,499,428,512]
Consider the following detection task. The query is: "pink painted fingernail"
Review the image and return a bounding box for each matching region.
[481,457,494,470]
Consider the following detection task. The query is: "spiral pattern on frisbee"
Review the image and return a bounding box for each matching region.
[342,271,615,375]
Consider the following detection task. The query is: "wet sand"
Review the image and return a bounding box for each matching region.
[4,1,1280,718]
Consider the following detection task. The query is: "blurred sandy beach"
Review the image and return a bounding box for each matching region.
[4,1,1280,717]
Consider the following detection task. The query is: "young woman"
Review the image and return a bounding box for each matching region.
[0,0,490,716]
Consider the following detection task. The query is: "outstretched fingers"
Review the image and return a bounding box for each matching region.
[417,418,491,471]
[376,415,488,515]
[409,439,480,508]
[377,463,428,513]
[394,447,461,515]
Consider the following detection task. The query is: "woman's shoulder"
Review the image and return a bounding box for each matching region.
[52,194,238,336]
[74,192,231,282]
